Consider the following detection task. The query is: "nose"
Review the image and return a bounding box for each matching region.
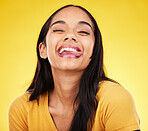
[63,32,77,43]
[64,37,77,42]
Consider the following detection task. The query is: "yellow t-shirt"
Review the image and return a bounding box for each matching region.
[8,81,140,131]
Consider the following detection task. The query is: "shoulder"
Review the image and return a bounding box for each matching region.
[97,80,133,103]
[95,80,140,130]
[96,80,137,113]
[8,93,32,130]
[8,93,32,119]
[9,93,31,110]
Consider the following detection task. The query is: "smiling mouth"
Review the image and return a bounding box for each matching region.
[57,44,83,58]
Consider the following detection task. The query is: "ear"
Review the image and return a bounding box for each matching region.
[39,42,48,59]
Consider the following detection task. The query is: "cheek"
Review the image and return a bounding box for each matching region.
[46,34,58,48]
[46,33,64,50]
[46,35,59,64]
[81,38,94,56]
[79,38,94,69]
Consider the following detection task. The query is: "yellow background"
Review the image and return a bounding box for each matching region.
[0,0,147,130]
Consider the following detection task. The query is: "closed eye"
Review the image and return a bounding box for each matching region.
[78,31,90,35]
[53,29,65,32]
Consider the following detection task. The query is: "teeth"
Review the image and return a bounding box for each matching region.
[59,47,77,54]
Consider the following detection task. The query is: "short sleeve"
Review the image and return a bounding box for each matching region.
[8,94,29,131]
[97,81,140,131]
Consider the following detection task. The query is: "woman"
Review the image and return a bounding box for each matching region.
[8,5,140,131]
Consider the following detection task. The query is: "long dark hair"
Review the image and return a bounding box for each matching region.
[27,4,109,131]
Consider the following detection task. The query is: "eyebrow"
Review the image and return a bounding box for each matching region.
[50,20,65,27]
[50,20,93,30]
[78,21,93,30]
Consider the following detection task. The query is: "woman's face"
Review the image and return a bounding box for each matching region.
[44,7,95,71]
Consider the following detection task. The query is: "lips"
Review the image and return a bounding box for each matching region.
[57,44,83,58]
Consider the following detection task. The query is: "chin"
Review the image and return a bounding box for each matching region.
[56,62,82,71]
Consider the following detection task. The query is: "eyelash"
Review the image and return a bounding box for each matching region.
[53,29,65,32]
[78,31,90,35]
[53,30,90,35]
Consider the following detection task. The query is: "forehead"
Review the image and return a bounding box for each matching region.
[51,7,93,27]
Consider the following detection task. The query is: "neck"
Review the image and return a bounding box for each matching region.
[49,68,83,109]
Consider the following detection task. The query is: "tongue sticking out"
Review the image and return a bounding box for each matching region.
[58,45,83,58]
[58,51,83,58]
[63,51,83,56]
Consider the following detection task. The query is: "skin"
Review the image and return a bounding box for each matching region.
[39,6,95,131]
